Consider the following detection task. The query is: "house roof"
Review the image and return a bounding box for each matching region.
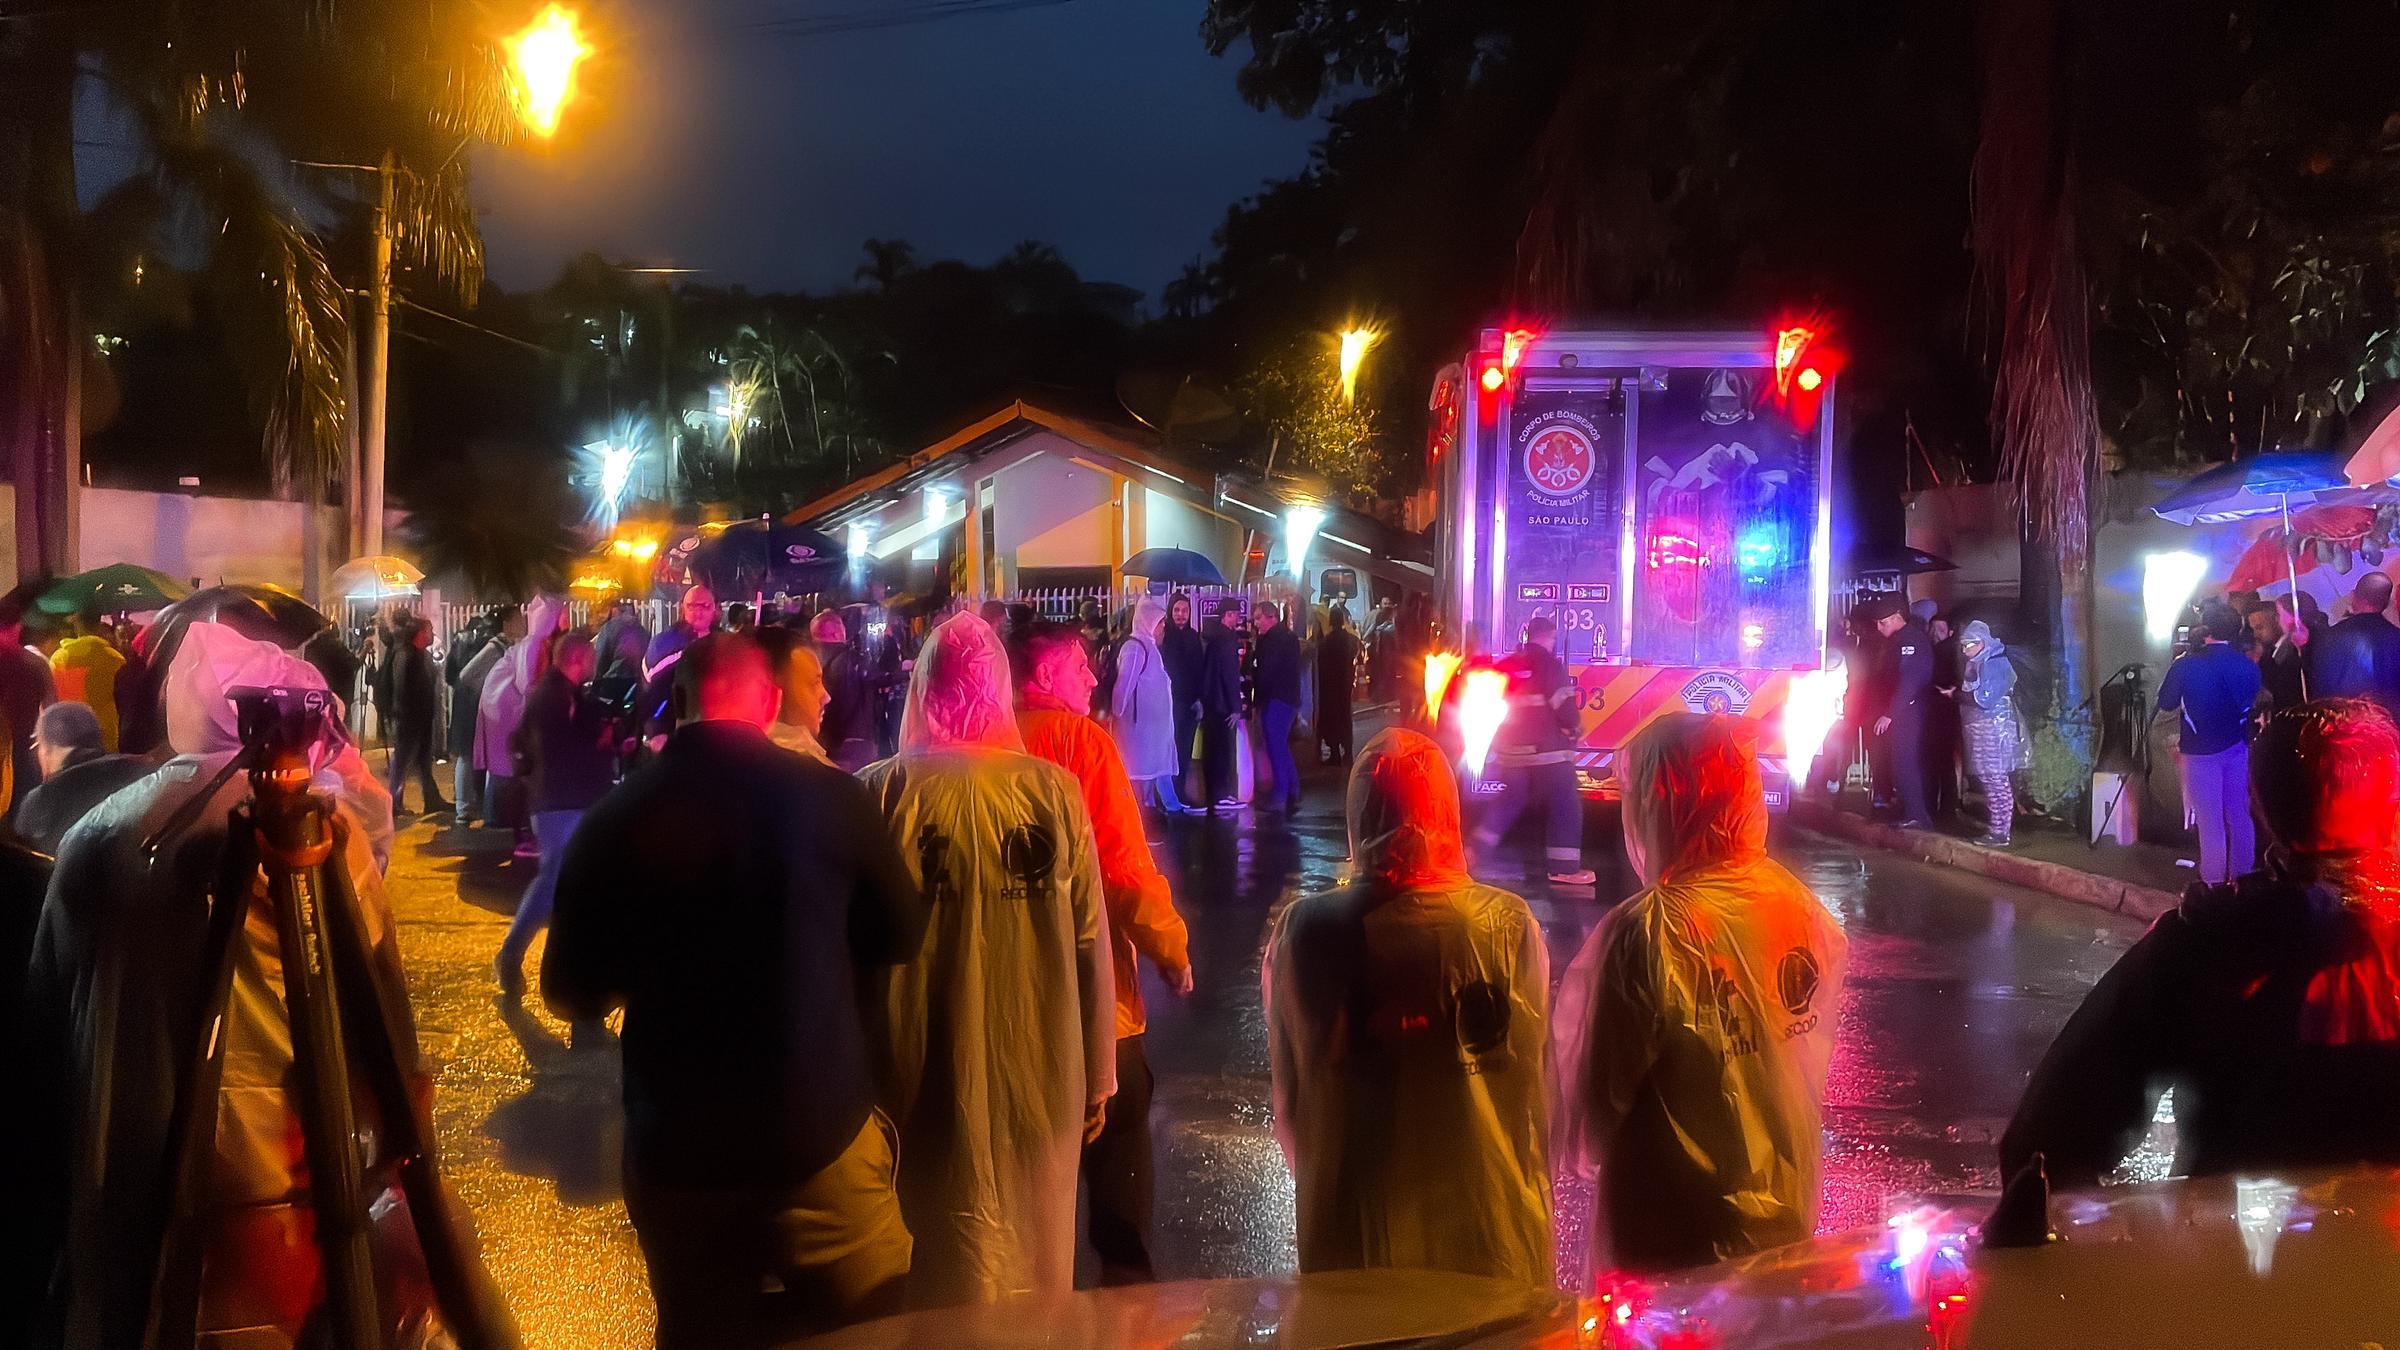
[783,400,1216,528]
[784,398,1435,585]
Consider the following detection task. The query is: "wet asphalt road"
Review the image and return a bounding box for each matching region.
[387,740,2147,1347]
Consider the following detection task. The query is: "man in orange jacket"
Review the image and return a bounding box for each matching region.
[1008,617,1194,1283]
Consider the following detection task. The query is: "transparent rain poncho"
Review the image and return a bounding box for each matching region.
[474,593,564,776]
[1262,727,1554,1284]
[1552,712,1849,1273]
[857,612,1116,1306]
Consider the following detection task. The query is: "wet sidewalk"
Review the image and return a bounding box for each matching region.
[1791,788,2191,924]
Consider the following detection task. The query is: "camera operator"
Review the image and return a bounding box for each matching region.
[497,630,617,1000]
[14,620,509,1348]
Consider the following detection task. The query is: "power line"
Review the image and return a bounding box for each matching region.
[728,0,1074,39]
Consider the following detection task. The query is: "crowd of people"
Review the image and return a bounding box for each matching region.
[15,569,2400,1346]
[1818,594,2028,846]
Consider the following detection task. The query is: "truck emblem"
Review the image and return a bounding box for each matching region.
[1679,671,1753,715]
[1521,412,1598,503]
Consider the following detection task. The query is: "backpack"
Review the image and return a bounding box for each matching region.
[1093,636,1127,722]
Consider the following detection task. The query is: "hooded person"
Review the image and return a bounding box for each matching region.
[1955,619,2021,846]
[477,594,565,857]
[1551,712,1849,1273]
[1262,727,1553,1284]
[2003,699,2400,1186]
[14,621,509,1349]
[1109,597,1196,814]
[856,612,1116,1306]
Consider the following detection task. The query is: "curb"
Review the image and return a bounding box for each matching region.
[1788,801,2181,924]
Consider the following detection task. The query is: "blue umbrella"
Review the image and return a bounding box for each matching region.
[1121,547,1228,586]
[2151,450,2347,525]
[2153,450,2350,700]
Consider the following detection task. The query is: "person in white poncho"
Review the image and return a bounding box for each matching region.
[856,611,1115,1308]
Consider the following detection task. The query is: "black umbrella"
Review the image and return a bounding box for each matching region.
[663,518,847,594]
[130,584,337,755]
[1845,545,1958,577]
[1121,547,1229,586]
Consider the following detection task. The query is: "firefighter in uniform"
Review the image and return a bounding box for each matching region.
[1468,615,1596,886]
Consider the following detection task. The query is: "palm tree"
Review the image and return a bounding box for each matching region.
[855,238,917,291]
[1,0,521,581]
[1972,0,2098,795]
[399,444,586,599]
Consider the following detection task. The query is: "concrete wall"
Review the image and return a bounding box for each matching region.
[0,482,397,598]
[1904,483,2019,609]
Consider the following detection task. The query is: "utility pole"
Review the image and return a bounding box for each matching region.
[358,150,395,557]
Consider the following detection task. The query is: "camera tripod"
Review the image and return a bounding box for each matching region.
[135,687,509,1350]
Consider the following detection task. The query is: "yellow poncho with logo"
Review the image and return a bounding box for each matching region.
[858,613,1115,1308]
[1264,727,1553,1284]
[1552,712,1848,1273]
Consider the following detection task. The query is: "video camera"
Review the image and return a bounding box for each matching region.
[229,684,341,759]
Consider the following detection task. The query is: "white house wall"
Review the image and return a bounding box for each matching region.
[992,438,1118,588]
[1142,487,1242,580]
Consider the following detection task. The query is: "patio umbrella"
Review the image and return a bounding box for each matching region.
[1121,547,1229,586]
[329,554,425,599]
[36,563,191,616]
[2155,452,2349,699]
[1843,545,1958,577]
[2151,451,2347,525]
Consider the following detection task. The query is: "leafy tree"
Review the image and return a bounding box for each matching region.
[855,238,918,291]
[2,0,524,578]
[1236,334,1386,497]
[399,442,586,598]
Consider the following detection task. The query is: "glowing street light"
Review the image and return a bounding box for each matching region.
[508,4,592,139]
[1283,503,1326,582]
[1337,325,1379,403]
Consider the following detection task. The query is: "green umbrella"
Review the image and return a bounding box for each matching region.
[37,563,193,617]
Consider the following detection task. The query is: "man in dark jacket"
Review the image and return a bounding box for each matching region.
[1248,600,1305,816]
[1198,599,1246,814]
[1868,597,1936,828]
[384,617,449,816]
[2003,699,2400,1187]
[1161,592,1205,792]
[546,633,926,1345]
[1467,615,1595,885]
[16,702,152,855]
[2312,572,2400,714]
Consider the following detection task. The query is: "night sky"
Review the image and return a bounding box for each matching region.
[473,0,1322,301]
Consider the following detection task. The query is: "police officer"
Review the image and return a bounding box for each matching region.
[1468,615,1595,886]
[1868,596,1936,828]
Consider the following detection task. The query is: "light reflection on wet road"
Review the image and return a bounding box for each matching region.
[391,754,2146,1346]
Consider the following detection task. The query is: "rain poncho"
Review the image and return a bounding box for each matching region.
[1263,728,1554,1284]
[1553,713,1848,1274]
[475,594,564,776]
[51,634,127,750]
[857,613,1116,1306]
[1109,598,1180,782]
[20,621,503,1348]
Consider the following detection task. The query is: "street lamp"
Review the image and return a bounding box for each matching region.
[507,5,592,139]
[356,5,592,557]
[1283,503,1326,584]
[1337,325,1378,404]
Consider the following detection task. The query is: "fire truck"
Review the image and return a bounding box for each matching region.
[1429,324,1845,807]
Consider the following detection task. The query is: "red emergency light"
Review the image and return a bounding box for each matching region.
[1478,361,1507,394]
[1769,317,1842,433]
